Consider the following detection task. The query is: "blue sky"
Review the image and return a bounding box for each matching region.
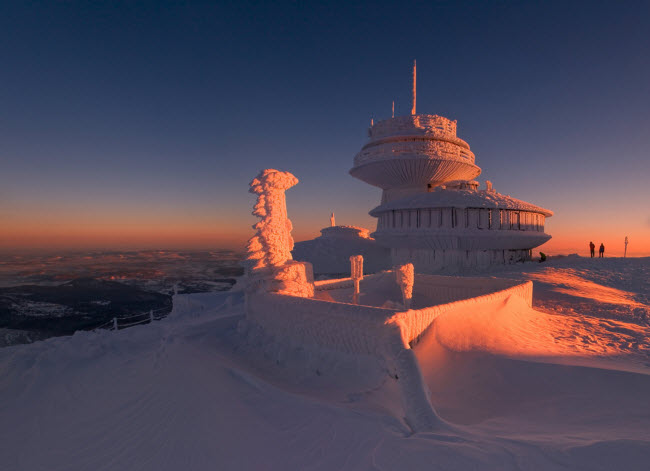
[1,1,649,254]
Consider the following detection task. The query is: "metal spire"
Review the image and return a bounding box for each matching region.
[411,60,416,116]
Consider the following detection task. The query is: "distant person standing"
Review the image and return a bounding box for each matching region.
[589,241,595,258]
[599,243,605,258]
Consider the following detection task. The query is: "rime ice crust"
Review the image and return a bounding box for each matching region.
[350,114,481,194]
[394,263,414,309]
[248,169,298,268]
[246,169,314,297]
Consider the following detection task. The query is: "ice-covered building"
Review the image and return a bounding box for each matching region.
[296,62,552,274]
[350,63,552,272]
[292,223,390,275]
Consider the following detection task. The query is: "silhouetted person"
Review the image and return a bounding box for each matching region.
[599,243,605,258]
[589,241,595,258]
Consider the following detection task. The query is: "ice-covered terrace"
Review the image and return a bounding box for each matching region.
[246,269,533,432]
[315,271,526,310]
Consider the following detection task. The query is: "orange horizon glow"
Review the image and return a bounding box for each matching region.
[538,228,650,258]
[3,218,650,257]
[3,195,649,255]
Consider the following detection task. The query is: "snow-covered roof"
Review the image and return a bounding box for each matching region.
[319,225,371,239]
[369,188,554,217]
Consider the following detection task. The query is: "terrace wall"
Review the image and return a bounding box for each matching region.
[244,273,533,432]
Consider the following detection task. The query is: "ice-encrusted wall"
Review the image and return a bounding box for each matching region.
[243,272,532,432]
[254,272,532,352]
[391,278,533,346]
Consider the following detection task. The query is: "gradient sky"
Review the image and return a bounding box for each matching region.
[2,1,649,256]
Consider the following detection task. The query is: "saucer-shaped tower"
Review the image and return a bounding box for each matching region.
[350,114,481,204]
[349,62,553,272]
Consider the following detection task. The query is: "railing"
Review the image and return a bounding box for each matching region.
[93,306,170,332]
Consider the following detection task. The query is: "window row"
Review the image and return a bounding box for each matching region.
[377,208,546,232]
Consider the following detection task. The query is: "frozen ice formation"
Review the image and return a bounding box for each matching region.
[350,255,363,304]
[394,263,414,309]
[246,169,314,297]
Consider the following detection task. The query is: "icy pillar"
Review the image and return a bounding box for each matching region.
[350,255,363,304]
[394,263,414,309]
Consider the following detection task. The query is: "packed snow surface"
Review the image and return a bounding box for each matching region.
[1,257,649,470]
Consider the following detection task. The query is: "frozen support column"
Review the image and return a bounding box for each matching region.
[350,255,363,304]
[394,263,414,309]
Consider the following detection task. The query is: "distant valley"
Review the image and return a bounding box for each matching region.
[0,249,244,346]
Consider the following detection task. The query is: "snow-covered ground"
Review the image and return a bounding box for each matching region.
[1,257,649,470]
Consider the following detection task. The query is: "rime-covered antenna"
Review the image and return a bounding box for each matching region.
[411,60,417,116]
[370,117,374,126]
[392,100,395,118]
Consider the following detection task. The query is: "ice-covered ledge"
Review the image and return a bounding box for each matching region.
[368,115,459,140]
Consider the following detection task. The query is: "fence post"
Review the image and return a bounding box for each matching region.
[350,255,363,305]
[150,310,154,322]
[394,263,414,309]
[113,317,118,330]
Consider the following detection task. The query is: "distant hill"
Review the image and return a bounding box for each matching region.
[0,278,172,343]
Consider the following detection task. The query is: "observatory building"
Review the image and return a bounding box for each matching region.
[295,62,552,274]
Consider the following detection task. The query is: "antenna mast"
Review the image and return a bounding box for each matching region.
[411,60,416,115]
[392,101,395,118]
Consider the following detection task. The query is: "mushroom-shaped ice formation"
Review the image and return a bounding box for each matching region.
[246,169,314,297]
